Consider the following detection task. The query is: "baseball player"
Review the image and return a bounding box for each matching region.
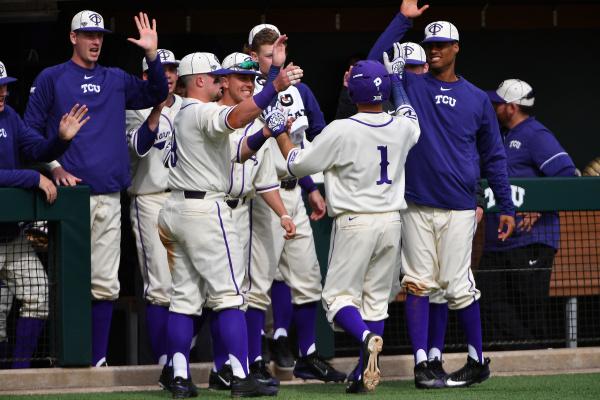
[205,52,296,391]
[269,59,420,393]
[479,79,576,344]
[245,23,346,383]
[125,49,181,371]
[158,41,302,397]
[368,0,516,388]
[23,10,168,367]
[1,61,89,368]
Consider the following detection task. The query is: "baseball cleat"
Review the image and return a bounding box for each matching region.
[345,362,366,394]
[428,357,448,379]
[414,361,446,389]
[231,374,278,397]
[361,333,383,391]
[293,352,346,382]
[208,364,233,390]
[444,356,490,388]
[261,335,271,364]
[250,360,280,387]
[270,336,295,370]
[159,364,173,391]
[170,376,198,399]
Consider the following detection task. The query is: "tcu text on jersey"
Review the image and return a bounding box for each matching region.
[81,83,101,94]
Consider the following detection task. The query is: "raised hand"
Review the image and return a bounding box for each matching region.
[273,63,303,92]
[261,105,287,137]
[127,12,158,60]
[58,103,90,141]
[400,0,430,19]
[272,34,288,67]
[383,45,406,76]
[38,174,57,204]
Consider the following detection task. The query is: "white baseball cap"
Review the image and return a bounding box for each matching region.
[248,23,280,45]
[422,21,459,43]
[0,61,17,85]
[221,52,261,76]
[178,52,231,77]
[398,42,426,65]
[142,49,179,72]
[487,79,535,107]
[71,10,111,33]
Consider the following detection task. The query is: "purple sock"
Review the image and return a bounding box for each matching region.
[457,300,484,363]
[11,317,45,369]
[218,309,249,376]
[210,311,229,371]
[92,300,114,366]
[428,302,448,359]
[271,280,293,333]
[405,294,429,364]
[245,308,265,363]
[334,306,369,343]
[168,312,194,377]
[145,304,169,363]
[293,302,318,356]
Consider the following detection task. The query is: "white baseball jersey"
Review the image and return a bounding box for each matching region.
[286,112,420,216]
[167,98,234,192]
[126,95,182,195]
[227,120,279,199]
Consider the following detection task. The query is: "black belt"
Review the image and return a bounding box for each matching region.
[226,197,248,209]
[184,191,206,199]
[280,178,298,190]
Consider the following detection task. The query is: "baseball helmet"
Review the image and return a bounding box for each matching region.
[347,60,391,105]
[0,61,17,85]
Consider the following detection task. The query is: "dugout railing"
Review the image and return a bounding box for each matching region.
[0,187,90,367]
[327,177,600,357]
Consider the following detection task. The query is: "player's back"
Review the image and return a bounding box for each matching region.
[320,112,420,216]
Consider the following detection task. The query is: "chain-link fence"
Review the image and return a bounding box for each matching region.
[0,221,56,368]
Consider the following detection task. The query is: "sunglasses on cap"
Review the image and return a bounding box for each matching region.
[233,60,259,70]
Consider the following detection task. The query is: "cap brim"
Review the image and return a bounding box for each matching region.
[486,90,506,104]
[421,37,457,44]
[222,69,261,76]
[0,77,17,85]
[74,27,112,33]
[405,60,426,65]
[208,68,236,76]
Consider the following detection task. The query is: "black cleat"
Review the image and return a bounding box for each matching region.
[170,376,198,399]
[208,364,233,390]
[444,356,491,388]
[428,357,448,379]
[361,333,383,391]
[345,363,366,395]
[414,361,446,389]
[261,335,271,364]
[270,336,295,370]
[159,364,173,391]
[231,374,278,397]
[250,360,280,386]
[293,352,346,382]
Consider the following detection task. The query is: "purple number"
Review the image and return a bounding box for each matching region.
[376,145,392,185]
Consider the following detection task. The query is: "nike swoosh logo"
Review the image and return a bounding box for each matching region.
[440,87,452,91]
[84,75,94,80]
[349,216,359,221]
[218,375,230,386]
[444,378,466,387]
[528,259,538,266]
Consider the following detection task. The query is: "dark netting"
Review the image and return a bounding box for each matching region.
[333,210,600,356]
[0,221,56,368]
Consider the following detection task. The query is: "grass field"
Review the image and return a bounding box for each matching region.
[1,373,600,400]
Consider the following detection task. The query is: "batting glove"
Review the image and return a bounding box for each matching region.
[383,42,406,77]
[261,105,287,138]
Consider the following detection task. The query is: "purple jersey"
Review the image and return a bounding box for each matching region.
[24,57,168,194]
[484,117,576,251]
[368,13,514,215]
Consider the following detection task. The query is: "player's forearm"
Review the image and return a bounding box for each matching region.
[391,75,418,122]
[367,13,411,61]
[276,132,295,160]
[238,127,270,163]
[132,120,158,157]
[260,189,288,218]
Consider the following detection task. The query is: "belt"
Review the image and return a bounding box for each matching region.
[226,196,248,209]
[183,191,206,199]
[280,178,298,190]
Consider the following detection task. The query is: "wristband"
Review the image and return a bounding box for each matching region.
[299,176,318,193]
[267,64,281,83]
[246,128,268,151]
[253,82,277,109]
[281,215,292,220]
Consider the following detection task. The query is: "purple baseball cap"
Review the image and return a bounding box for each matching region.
[347,60,391,105]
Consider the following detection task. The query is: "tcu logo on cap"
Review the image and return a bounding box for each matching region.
[404,45,414,56]
[157,49,171,62]
[373,77,382,90]
[428,23,443,35]
[89,13,102,26]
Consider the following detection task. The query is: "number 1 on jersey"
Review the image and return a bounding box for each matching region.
[376,145,392,185]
